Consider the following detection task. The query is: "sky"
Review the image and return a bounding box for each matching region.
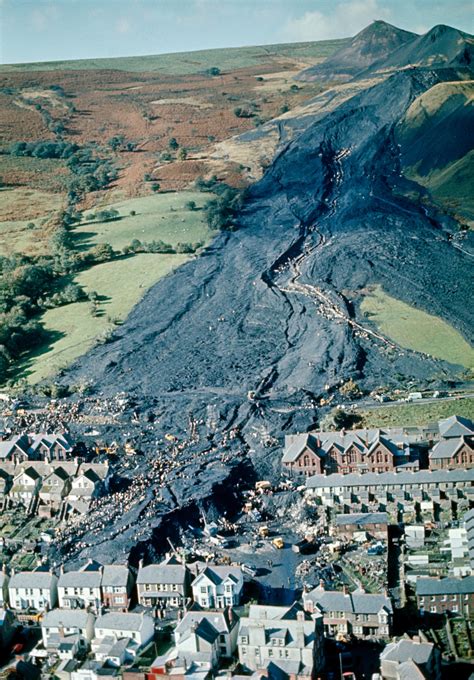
[1,0,473,65]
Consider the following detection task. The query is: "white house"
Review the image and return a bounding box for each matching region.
[191,565,244,608]
[68,470,102,501]
[93,612,154,649]
[10,466,42,506]
[58,562,102,613]
[9,569,58,611]
[41,609,95,658]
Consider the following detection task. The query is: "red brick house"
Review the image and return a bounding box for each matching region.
[429,436,474,470]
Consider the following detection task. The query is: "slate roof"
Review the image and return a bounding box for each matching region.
[96,612,150,632]
[59,568,102,589]
[334,512,388,526]
[438,415,474,439]
[0,436,30,460]
[305,588,393,615]
[137,557,187,585]
[381,638,434,665]
[282,434,322,463]
[430,437,468,460]
[176,609,237,636]
[30,434,73,453]
[306,468,474,489]
[42,608,92,628]
[9,570,57,589]
[102,565,130,587]
[193,565,241,586]
[416,576,474,596]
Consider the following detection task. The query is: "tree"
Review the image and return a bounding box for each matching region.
[168,137,179,150]
[90,243,115,262]
[185,200,197,211]
[178,148,188,161]
[151,183,160,192]
[206,67,221,76]
[108,135,125,151]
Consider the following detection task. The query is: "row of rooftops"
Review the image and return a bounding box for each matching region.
[283,415,474,464]
[0,433,74,460]
[306,467,474,489]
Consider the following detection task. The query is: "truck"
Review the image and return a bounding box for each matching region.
[272,537,284,549]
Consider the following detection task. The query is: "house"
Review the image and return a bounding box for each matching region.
[281,435,324,476]
[416,576,474,618]
[332,512,388,541]
[29,433,74,461]
[9,466,42,506]
[38,467,72,513]
[429,436,474,470]
[9,569,58,612]
[58,561,103,613]
[151,607,239,679]
[283,429,414,477]
[41,609,95,658]
[136,556,190,609]
[379,636,441,680]
[93,612,154,660]
[0,435,30,463]
[71,659,120,679]
[68,470,103,502]
[101,565,134,612]
[305,468,474,506]
[438,415,474,439]
[0,571,9,606]
[191,565,244,609]
[238,602,325,680]
[303,584,393,639]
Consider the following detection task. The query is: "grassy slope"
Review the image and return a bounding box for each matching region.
[18,254,189,384]
[0,39,347,74]
[77,192,211,251]
[357,397,474,428]
[398,80,474,223]
[18,192,212,384]
[361,286,474,369]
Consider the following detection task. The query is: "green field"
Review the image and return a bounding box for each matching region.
[16,192,213,384]
[356,397,474,428]
[0,39,347,74]
[18,253,190,384]
[361,286,474,369]
[76,192,212,251]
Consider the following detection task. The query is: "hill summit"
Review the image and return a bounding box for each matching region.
[362,23,474,74]
[297,20,417,82]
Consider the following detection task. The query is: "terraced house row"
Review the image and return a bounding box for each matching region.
[283,415,474,476]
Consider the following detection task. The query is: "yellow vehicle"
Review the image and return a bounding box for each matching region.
[272,537,284,549]
[258,525,269,538]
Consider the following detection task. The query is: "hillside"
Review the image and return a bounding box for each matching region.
[396,79,474,223]
[1,24,474,566]
[296,20,417,82]
[363,24,474,75]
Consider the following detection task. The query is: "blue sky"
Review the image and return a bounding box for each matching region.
[1,0,473,65]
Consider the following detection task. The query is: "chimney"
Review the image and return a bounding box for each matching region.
[138,558,144,570]
[342,585,348,595]
[227,605,234,625]
[318,579,325,591]
[60,565,64,575]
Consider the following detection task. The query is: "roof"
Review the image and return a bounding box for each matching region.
[193,565,241,587]
[305,588,393,615]
[306,468,474,489]
[96,612,152,632]
[335,512,388,526]
[29,433,73,452]
[137,557,187,585]
[438,415,474,438]
[381,638,434,665]
[416,576,474,596]
[0,435,30,459]
[42,608,93,628]
[282,434,321,463]
[176,609,238,636]
[59,568,102,589]
[102,565,130,587]
[430,437,468,460]
[9,570,57,589]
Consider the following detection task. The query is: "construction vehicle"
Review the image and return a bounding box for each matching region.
[272,537,284,549]
[255,480,272,492]
[258,525,269,538]
[165,433,177,442]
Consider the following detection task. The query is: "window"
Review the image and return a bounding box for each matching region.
[268,649,273,657]
[200,587,207,594]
